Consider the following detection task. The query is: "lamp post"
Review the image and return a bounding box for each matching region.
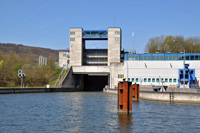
[173,40,185,92]
[125,61,128,81]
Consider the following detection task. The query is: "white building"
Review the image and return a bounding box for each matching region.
[59,50,70,68]
[39,56,47,66]
[123,53,200,88]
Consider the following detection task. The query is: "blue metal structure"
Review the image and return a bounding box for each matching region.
[82,30,108,40]
[124,53,200,61]
[177,64,196,88]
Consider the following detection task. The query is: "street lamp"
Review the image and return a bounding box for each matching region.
[173,40,185,92]
[125,61,128,81]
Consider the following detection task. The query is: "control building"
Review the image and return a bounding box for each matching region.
[124,53,200,88]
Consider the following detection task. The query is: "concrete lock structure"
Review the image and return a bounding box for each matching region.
[61,28,124,91]
[61,27,200,90]
[118,81,133,113]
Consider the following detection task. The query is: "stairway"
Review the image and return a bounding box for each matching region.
[54,68,67,88]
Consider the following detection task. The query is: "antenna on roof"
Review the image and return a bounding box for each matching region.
[114,17,115,27]
[132,32,134,52]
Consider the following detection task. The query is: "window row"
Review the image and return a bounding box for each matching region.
[127,78,177,83]
[126,54,200,61]
[63,54,69,57]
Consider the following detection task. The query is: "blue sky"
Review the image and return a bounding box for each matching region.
[0,0,200,52]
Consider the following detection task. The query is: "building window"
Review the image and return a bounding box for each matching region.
[128,78,130,82]
[118,74,124,78]
[173,78,176,83]
[152,55,164,60]
[115,31,120,35]
[132,78,134,82]
[191,70,193,74]
[140,55,151,60]
[156,78,159,82]
[70,38,75,41]
[148,78,151,82]
[114,37,120,42]
[161,78,164,82]
[63,54,68,57]
[144,78,147,82]
[178,55,184,60]
[152,78,155,82]
[165,78,168,82]
[169,78,172,82]
[128,55,139,61]
[70,32,75,35]
[136,78,139,82]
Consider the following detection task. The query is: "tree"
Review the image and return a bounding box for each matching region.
[145,35,165,53]
[145,35,200,53]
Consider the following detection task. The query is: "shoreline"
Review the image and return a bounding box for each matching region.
[0,88,79,94]
[103,88,200,104]
[1,87,200,104]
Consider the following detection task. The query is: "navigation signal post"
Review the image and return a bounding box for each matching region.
[18,70,26,88]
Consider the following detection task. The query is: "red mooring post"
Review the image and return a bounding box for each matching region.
[132,84,140,100]
[118,81,133,113]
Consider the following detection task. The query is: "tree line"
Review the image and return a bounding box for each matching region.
[0,51,58,87]
[145,35,200,53]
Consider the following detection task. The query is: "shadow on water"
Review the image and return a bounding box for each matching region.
[118,113,133,132]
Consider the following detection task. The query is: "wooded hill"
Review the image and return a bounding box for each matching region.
[0,43,65,87]
[0,43,62,60]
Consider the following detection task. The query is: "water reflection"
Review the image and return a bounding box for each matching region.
[133,100,139,104]
[118,113,133,132]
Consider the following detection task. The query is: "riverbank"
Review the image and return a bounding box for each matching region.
[103,87,200,104]
[0,88,79,94]
[1,87,200,104]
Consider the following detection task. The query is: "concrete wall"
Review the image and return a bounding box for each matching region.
[110,62,124,89]
[108,28,121,66]
[103,89,200,104]
[61,67,84,90]
[140,91,200,103]
[124,61,200,87]
[70,28,82,66]
[61,67,76,88]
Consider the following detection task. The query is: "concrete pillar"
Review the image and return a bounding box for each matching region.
[108,28,121,66]
[70,28,83,66]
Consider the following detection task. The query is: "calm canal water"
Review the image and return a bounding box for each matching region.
[0,92,200,132]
